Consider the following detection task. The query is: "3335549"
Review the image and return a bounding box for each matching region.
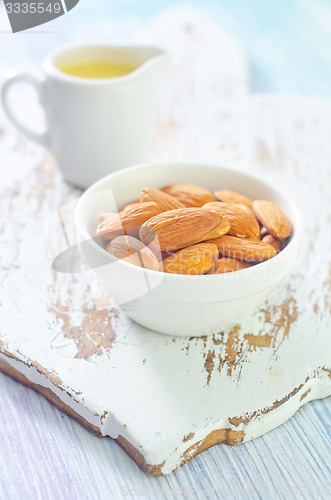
[5,2,62,14]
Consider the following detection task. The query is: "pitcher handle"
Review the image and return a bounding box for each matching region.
[1,72,48,147]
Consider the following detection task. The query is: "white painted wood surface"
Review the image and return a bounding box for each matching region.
[0,6,331,498]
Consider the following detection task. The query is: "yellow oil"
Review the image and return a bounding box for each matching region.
[58,60,137,79]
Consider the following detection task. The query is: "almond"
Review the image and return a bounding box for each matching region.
[207,258,252,274]
[203,202,260,239]
[260,226,269,238]
[106,236,159,271]
[207,235,277,262]
[214,189,253,208]
[204,217,231,239]
[261,234,283,254]
[119,200,141,212]
[97,202,161,240]
[161,183,214,207]
[139,208,223,252]
[252,200,292,240]
[140,187,184,211]
[99,212,113,223]
[161,243,219,275]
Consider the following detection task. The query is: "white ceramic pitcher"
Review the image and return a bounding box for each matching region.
[1,45,170,188]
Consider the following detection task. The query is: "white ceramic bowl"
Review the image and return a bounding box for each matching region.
[75,163,303,337]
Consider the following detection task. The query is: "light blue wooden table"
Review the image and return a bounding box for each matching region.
[1,370,330,498]
[0,1,330,498]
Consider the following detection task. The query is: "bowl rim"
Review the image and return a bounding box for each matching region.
[75,161,304,281]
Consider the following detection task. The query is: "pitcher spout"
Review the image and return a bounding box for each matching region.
[132,47,171,81]
[142,49,171,72]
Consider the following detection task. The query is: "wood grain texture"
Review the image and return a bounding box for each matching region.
[0,5,331,495]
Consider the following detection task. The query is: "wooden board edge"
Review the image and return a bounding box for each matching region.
[0,355,165,476]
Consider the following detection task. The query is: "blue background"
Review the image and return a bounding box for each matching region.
[1,0,331,96]
[73,0,331,96]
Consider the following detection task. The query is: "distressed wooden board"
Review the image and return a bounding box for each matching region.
[1,94,330,475]
[0,12,331,476]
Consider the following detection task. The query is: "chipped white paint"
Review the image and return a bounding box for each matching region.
[0,9,331,476]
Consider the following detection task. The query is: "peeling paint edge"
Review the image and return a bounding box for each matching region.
[0,352,164,476]
[0,352,102,432]
[1,350,330,476]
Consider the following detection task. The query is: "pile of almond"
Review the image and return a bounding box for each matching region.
[97,183,292,275]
